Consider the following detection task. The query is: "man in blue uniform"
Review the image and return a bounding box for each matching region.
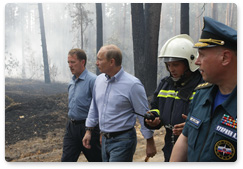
[170,17,237,162]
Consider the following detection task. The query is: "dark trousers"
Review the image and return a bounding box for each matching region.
[61,120,102,162]
[162,128,179,162]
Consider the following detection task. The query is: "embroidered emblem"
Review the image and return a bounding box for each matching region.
[215,125,237,141]
[214,140,235,160]
[189,116,202,127]
[221,114,237,129]
[194,82,212,90]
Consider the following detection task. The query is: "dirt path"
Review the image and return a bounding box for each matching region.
[5,126,165,162]
[5,78,165,162]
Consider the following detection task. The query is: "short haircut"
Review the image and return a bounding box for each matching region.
[68,48,87,66]
[102,45,122,66]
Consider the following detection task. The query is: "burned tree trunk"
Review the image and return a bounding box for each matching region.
[144,3,161,95]
[131,3,146,87]
[38,3,50,83]
[131,3,161,96]
[181,3,189,35]
[96,3,103,75]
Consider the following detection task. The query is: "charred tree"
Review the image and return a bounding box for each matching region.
[38,3,50,83]
[181,3,189,35]
[96,3,103,75]
[131,3,161,96]
[131,3,146,87]
[144,3,161,96]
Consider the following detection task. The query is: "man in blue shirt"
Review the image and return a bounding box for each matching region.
[82,44,157,162]
[170,17,237,162]
[61,48,102,162]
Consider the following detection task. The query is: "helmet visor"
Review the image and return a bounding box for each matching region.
[163,57,185,63]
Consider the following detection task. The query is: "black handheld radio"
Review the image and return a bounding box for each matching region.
[133,112,155,121]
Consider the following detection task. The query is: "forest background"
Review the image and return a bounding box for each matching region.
[4,3,237,90]
[2,0,242,169]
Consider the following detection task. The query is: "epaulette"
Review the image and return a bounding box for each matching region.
[194,82,213,91]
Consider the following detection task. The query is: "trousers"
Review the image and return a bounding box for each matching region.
[162,128,179,162]
[61,120,102,162]
[101,127,137,162]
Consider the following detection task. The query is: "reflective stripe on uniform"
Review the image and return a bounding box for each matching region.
[157,90,196,101]
[150,109,160,115]
[189,92,196,100]
[157,90,180,99]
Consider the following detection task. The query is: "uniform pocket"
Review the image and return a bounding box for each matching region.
[187,117,202,150]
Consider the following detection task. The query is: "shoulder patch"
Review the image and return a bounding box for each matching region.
[194,82,213,90]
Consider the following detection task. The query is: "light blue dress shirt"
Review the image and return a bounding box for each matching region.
[68,68,97,120]
[86,67,153,139]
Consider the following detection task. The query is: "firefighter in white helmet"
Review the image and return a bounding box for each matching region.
[145,34,203,161]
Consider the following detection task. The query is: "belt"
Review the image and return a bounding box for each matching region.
[70,119,86,125]
[102,128,134,139]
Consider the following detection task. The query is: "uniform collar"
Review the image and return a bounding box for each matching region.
[222,86,237,118]
[201,85,237,118]
[177,70,202,101]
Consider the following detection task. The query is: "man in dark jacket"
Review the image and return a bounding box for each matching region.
[145,34,203,162]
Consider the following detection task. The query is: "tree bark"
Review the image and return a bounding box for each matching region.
[144,3,161,96]
[131,3,161,96]
[96,3,103,75]
[38,3,50,83]
[131,3,146,86]
[180,3,189,35]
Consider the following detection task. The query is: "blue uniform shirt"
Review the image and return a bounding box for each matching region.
[183,85,237,161]
[68,68,97,120]
[86,67,153,139]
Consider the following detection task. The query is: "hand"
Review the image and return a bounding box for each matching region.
[172,114,187,136]
[100,133,102,146]
[145,117,161,127]
[173,122,185,135]
[146,137,157,158]
[82,130,92,149]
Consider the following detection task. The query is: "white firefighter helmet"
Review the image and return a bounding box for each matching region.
[159,34,199,72]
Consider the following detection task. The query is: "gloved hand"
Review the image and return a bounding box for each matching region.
[144,110,162,130]
[145,110,160,121]
[144,113,155,121]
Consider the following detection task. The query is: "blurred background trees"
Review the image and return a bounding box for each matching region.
[5,3,237,95]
